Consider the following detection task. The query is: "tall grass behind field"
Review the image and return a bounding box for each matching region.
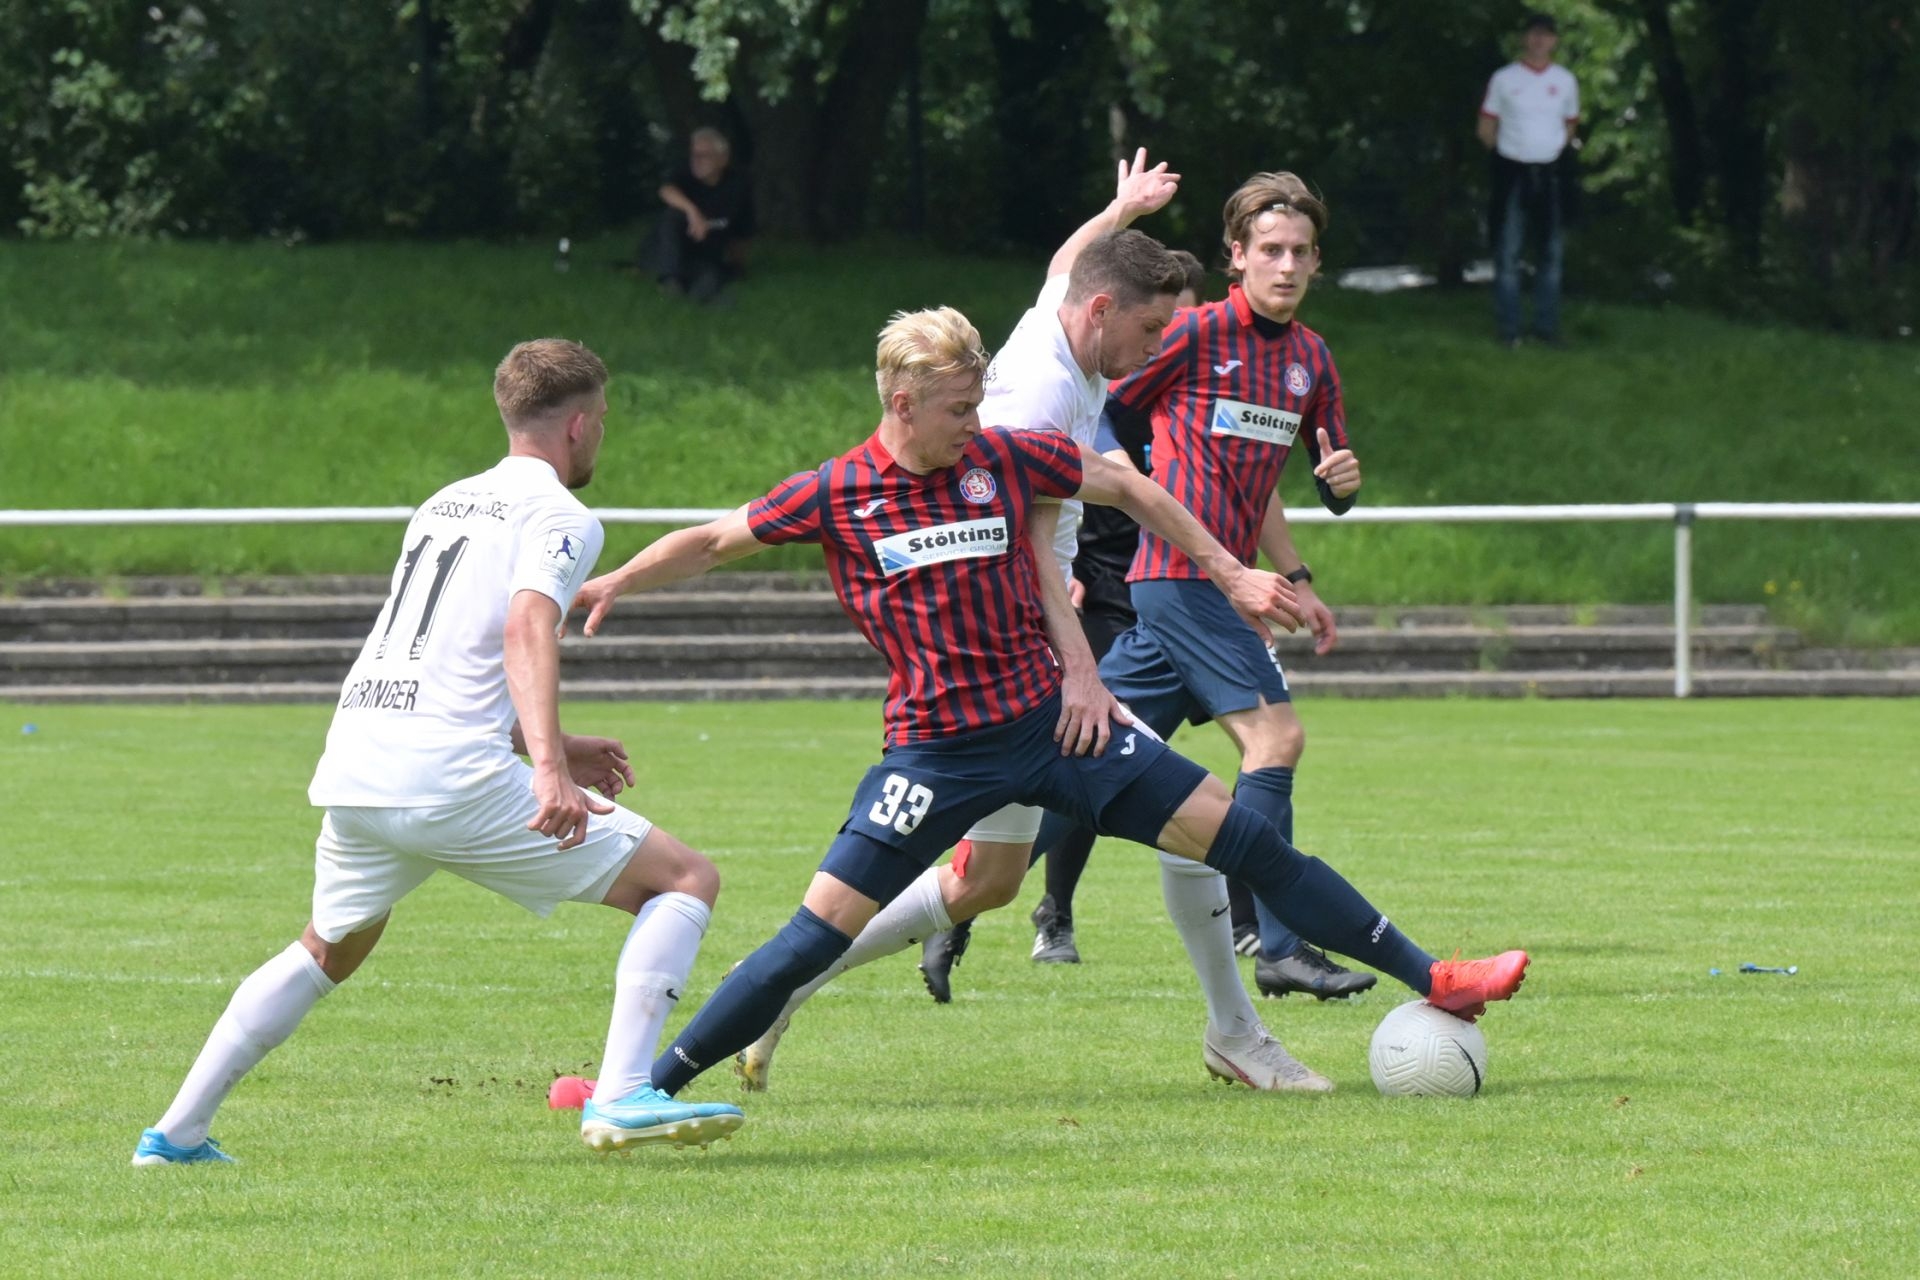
[2,235,1916,638]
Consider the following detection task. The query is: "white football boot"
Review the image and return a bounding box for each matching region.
[1202,1027,1335,1093]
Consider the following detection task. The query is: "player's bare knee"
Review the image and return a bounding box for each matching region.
[949,842,1026,911]
[1240,704,1305,770]
[675,851,721,906]
[970,867,1024,911]
[302,917,383,983]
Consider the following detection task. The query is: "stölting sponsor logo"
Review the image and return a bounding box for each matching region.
[873,517,1008,576]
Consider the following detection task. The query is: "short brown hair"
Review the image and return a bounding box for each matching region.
[1222,172,1329,279]
[493,339,608,425]
[1168,249,1207,298]
[1065,229,1186,309]
[875,307,989,408]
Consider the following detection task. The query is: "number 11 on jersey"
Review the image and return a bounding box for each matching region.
[374,533,470,661]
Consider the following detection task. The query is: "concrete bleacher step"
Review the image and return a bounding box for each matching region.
[0,624,1809,686]
[0,634,888,686]
[2,574,1911,700]
[10,668,1918,705]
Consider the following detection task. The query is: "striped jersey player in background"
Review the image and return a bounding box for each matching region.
[1022,171,1381,1021]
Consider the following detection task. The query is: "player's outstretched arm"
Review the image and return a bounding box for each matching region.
[1075,446,1303,634]
[1258,490,1338,656]
[506,590,614,851]
[571,506,766,638]
[1045,147,1181,279]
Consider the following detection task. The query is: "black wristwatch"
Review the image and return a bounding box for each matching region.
[1284,564,1314,586]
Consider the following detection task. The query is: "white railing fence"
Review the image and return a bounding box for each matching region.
[5,502,1917,697]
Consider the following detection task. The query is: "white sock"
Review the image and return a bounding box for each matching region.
[154,941,336,1146]
[1159,852,1262,1042]
[591,891,711,1103]
[773,866,954,1022]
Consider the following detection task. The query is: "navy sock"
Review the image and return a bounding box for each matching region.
[1028,808,1077,869]
[1202,802,1435,994]
[1227,876,1257,932]
[1040,826,1096,924]
[651,905,851,1095]
[1235,767,1303,960]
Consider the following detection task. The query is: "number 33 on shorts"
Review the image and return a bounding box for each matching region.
[868,774,934,835]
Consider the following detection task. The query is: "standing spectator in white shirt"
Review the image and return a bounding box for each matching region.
[1478,12,1580,347]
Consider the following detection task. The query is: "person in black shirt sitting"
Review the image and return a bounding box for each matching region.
[650,128,756,304]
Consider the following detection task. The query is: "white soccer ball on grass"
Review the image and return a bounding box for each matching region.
[1368,1000,1488,1097]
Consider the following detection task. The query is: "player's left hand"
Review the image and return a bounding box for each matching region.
[565,734,636,799]
[1056,660,1126,757]
[1312,427,1362,498]
[1295,582,1339,656]
[1113,147,1180,225]
[1225,566,1304,635]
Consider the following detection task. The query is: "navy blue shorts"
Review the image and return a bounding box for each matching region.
[1098,578,1291,740]
[818,692,1206,901]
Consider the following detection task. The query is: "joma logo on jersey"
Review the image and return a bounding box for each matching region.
[873,518,1008,576]
[1210,397,1302,447]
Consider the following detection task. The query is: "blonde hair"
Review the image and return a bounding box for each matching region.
[1222,172,1329,281]
[493,339,608,427]
[874,307,989,409]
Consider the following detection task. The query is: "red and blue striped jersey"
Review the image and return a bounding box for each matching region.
[1111,284,1348,582]
[747,426,1085,746]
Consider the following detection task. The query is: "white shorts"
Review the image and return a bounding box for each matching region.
[310,763,653,942]
[963,803,1043,846]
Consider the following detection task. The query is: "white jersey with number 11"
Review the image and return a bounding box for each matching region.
[308,456,604,809]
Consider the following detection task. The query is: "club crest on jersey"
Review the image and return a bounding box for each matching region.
[1285,363,1312,397]
[1210,397,1302,447]
[873,517,1008,576]
[957,467,998,504]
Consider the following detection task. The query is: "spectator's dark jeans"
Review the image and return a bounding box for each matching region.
[648,208,732,298]
[1491,157,1565,342]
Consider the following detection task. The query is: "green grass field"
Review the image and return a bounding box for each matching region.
[2,698,1915,1277]
[3,234,1917,640]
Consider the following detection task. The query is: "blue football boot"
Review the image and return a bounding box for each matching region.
[579,1085,744,1152]
[132,1128,236,1167]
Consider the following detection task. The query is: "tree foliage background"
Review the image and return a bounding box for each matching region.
[3,0,1914,332]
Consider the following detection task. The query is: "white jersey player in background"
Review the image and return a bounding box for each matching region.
[134,339,744,1166]
[720,152,1333,1095]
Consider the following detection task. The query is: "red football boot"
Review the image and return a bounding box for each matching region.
[1426,950,1529,1022]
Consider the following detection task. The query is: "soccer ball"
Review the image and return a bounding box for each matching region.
[1368,1000,1488,1097]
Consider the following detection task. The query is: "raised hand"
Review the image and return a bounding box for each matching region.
[1312,427,1362,498]
[1113,147,1181,225]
